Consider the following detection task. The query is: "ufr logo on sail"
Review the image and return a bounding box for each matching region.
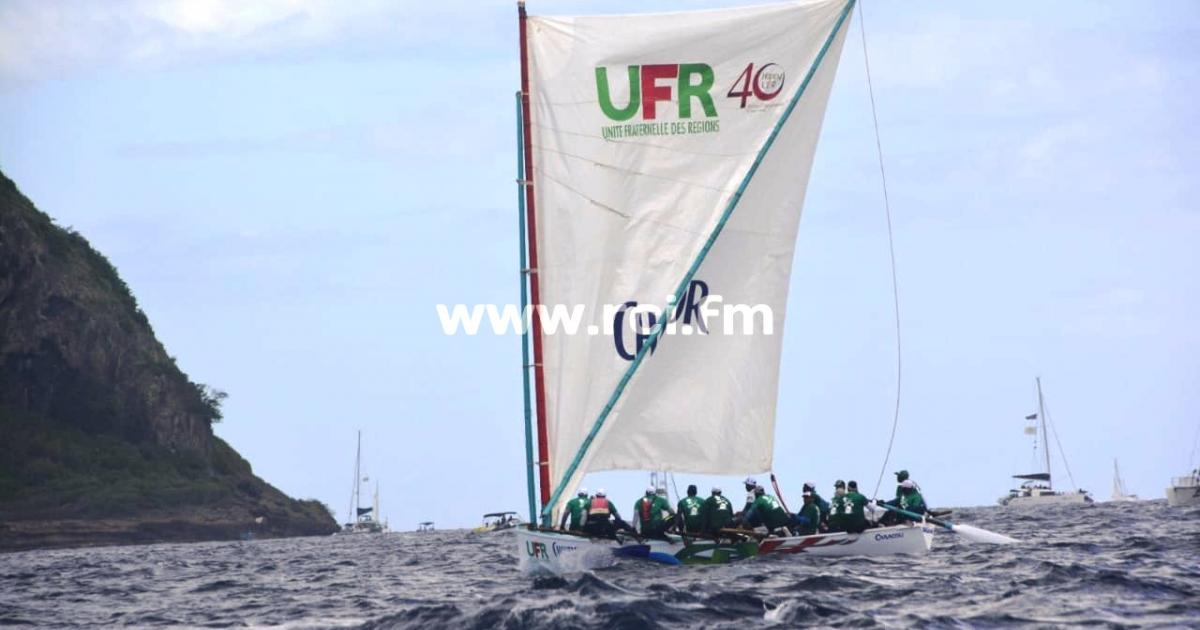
[595,62,785,139]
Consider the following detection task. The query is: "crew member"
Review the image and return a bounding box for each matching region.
[827,480,848,532]
[893,469,922,499]
[676,484,704,534]
[582,489,630,538]
[739,477,760,527]
[744,486,791,536]
[559,488,589,532]
[633,487,672,539]
[802,481,831,530]
[842,480,870,533]
[881,480,928,525]
[701,486,734,534]
[794,491,820,536]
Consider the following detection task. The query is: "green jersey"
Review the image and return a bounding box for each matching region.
[677,496,704,532]
[561,496,587,530]
[834,491,869,532]
[633,495,672,529]
[752,494,790,530]
[701,494,733,532]
[828,493,848,530]
[898,491,926,516]
[796,501,820,535]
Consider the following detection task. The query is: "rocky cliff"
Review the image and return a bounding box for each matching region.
[0,169,338,551]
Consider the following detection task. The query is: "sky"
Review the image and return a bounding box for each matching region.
[1,0,1197,529]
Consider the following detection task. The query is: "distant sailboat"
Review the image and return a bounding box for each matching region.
[998,378,1093,507]
[1110,459,1138,502]
[337,430,386,534]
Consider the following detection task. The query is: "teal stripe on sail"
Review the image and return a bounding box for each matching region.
[516,91,538,525]
[541,0,857,523]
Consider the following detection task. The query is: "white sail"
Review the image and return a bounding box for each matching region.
[526,0,854,513]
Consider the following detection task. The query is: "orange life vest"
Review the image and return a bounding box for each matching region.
[639,497,654,522]
[588,497,610,516]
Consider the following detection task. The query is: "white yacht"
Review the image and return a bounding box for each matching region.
[1166,470,1199,507]
[336,430,387,535]
[998,378,1093,507]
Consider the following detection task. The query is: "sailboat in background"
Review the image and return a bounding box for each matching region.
[1166,423,1200,507]
[1110,459,1138,502]
[337,430,386,534]
[1166,471,1200,507]
[999,378,1093,507]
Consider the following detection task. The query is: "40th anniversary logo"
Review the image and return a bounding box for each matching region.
[595,62,785,140]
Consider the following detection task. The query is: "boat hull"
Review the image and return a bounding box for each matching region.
[759,523,934,557]
[516,523,932,574]
[998,491,1093,507]
[1166,484,1200,507]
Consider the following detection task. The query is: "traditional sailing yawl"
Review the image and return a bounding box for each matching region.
[512,0,1011,573]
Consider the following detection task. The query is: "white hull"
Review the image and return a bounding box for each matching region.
[517,523,933,574]
[758,523,934,557]
[999,490,1093,507]
[517,529,622,574]
[1166,484,1200,507]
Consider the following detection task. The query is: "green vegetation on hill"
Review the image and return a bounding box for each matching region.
[0,169,338,549]
[0,406,330,527]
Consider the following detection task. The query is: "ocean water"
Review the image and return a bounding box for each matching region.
[1,501,1197,628]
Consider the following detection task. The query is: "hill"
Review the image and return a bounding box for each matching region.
[0,170,338,551]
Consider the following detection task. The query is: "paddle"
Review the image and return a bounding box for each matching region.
[875,503,1019,544]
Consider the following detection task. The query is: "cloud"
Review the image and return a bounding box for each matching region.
[0,0,422,83]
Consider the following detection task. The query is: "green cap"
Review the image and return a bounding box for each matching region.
[895,470,909,481]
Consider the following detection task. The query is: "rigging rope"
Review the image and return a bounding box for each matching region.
[1043,403,1079,489]
[858,2,905,500]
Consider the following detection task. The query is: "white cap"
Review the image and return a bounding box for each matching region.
[712,486,722,494]
[900,480,915,489]
[743,476,757,486]
[596,488,606,496]
[646,486,656,495]
[578,488,588,496]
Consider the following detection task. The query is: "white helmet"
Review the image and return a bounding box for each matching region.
[595,488,607,497]
[743,476,757,486]
[578,488,589,497]
[712,486,722,494]
[646,486,656,495]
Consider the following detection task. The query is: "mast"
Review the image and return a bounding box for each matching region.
[348,429,361,524]
[1036,378,1051,489]
[374,480,380,522]
[1112,459,1119,498]
[516,91,537,526]
[355,430,362,519]
[518,0,552,520]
